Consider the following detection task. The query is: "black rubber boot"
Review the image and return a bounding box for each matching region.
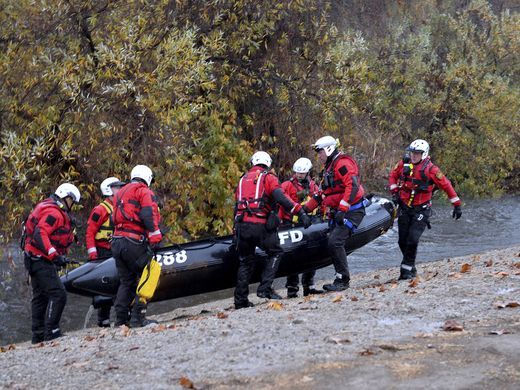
[235,301,254,310]
[129,302,158,328]
[115,308,130,327]
[44,328,63,342]
[257,288,283,300]
[287,287,298,299]
[303,286,324,296]
[97,305,111,328]
[323,274,350,292]
[31,332,44,344]
[398,265,417,280]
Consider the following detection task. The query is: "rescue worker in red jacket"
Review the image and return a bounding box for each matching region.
[23,183,81,343]
[234,151,312,309]
[304,136,367,291]
[389,139,462,279]
[280,157,324,298]
[85,176,125,327]
[112,165,162,327]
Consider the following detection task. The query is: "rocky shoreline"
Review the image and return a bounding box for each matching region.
[1,246,520,389]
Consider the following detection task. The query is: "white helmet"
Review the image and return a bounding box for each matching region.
[407,139,430,160]
[131,164,154,186]
[313,136,338,157]
[293,157,312,174]
[250,151,272,168]
[100,177,124,196]
[55,183,81,203]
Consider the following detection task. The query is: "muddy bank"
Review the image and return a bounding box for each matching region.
[1,246,520,389]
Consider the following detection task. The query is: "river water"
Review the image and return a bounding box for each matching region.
[1,196,519,345]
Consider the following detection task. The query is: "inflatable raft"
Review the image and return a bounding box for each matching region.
[62,196,396,301]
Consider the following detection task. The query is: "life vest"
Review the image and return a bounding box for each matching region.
[24,197,74,258]
[94,201,114,241]
[399,158,436,194]
[113,182,147,239]
[280,177,318,222]
[321,154,363,207]
[235,169,273,223]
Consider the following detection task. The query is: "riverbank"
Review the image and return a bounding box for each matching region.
[1,246,519,389]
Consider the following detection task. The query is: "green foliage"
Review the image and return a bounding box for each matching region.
[0,0,518,245]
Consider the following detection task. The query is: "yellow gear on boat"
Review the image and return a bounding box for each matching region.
[292,195,316,223]
[136,257,162,303]
[94,201,114,241]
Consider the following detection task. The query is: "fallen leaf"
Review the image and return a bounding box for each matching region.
[84,335,96,342]
[359,348,377,356]
[167,324,177,329]
[31,342,45,349]
[267,301,283,311]
[506,302,520,308]
[484,259,493,267]
[390,283,398,289]
[350,296,359,301]
[513,262,520,269]
[448,272,462,279]
[107,365,119,370]
[373,275,380,279]
[460,263,472,273]
[301,376,314,383]
[408,278,419,288]
[0,344,15,353]
[494,271,509,278]
[120,325,131,337]
[443,320,464,332]
[379,286,386,292]
[179,376,195,389]
[129,346,139,351]
[151,324,167,333]
[332,295,343,303]
[216,312,228,319]
[48,341,60,347]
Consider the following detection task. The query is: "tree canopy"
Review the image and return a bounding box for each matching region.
[0,0,518,244]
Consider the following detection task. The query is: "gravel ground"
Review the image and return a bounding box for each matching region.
[1,246,520,389]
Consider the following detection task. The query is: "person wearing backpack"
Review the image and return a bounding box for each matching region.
[233,151,311,309]
[23,183,81,343]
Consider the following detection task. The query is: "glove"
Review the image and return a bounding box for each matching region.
[334,210,346,226]
[88,250,98,261]
[452,205,462,220]
[298,210,312,229]
[53,255,70,267]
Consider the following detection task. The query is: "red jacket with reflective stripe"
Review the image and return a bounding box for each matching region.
[388,158,461,207]
[305,153,365,213]
[24,197,75,260]
[235,166,286,224]
[279,177,319,221]
[86,199,113,259]
[113,181,162,244]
